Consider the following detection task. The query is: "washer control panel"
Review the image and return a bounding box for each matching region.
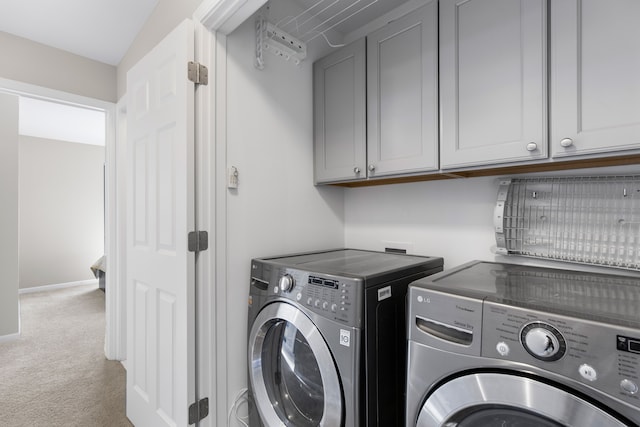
[482,301,640,407]
[251,262,362,327]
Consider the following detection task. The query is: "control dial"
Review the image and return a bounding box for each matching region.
[520,321,566,361]
[278,274,295,292]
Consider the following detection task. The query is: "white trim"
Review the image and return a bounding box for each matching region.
[18,279,99,294]
[195,0,267,35]
[193,20,217,427]
[212,32,230,427]
[104,97,127,361]
[0,332,20,343]
[0,77,113,111]
[192,1,265,426]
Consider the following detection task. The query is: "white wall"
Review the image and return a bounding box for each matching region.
[224,0,345,411]
[0,31,116,102]
[345,165,640,272]
[0,93,20,337]
[19,136,105,289]
[345,177,498,269]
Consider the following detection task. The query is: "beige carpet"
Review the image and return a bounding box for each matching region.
[0,285,132,427]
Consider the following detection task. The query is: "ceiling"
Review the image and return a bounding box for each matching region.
[0,0,159,66]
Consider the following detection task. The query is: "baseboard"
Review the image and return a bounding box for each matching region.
[19,279,99,294]
[0,332,20,343]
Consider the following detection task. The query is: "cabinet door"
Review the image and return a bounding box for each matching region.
[367,2,439,177]
[440,0,547,169]
[314,38,366,184]
[551,0,640,158]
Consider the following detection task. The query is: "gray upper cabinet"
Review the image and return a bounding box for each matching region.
[440,0,547,169]
[314,38,366,184]
[366,1,438,178]
[551,0,640,158]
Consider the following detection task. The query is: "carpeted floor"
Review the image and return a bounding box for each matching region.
[0,285,132,427]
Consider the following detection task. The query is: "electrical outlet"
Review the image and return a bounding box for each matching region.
[382,240,414,254]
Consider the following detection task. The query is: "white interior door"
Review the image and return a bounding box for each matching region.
[126,19,196,427]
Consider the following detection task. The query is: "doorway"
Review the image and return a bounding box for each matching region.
[0,77,117,357]
[17,96,106,293]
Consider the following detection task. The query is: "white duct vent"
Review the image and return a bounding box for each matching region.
[495,175,640,271]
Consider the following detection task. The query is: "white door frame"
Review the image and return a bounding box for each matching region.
[0,77,118,358]
[192,2,266,427]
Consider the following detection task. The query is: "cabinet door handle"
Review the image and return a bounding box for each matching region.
[526,142,538,152]
[368,164,376,172]
[353,167,360,175]
[560,138,574,148]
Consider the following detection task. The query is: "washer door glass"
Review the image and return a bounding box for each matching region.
[417,373,628,427]
[249,302,342,427]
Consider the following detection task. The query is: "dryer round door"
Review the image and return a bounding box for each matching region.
[416,373,628,427]
[249,302,343,427]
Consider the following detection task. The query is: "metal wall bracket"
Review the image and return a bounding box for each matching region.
[188,231,209,253]
[188,61,209,85]
[188,397,209,424]
[255,15,307,69]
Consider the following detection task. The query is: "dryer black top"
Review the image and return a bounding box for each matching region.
[414,261,640,328]
[255,249,443,287]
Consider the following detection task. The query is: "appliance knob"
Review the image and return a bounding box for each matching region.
[331,303,337,312]
[322,301,329,310]
[621,379,639,395]
[278,274,295,292]
[560,137,574,147]
[521,322,566,361]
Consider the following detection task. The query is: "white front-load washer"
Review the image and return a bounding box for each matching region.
[406,261,640,427]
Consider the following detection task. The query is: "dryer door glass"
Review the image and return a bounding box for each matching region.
[262,319,323,424]
[249,302,343,427]
[416,373,628,427]
[452,407,562,426]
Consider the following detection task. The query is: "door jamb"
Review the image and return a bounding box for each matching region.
[192,1,267,426]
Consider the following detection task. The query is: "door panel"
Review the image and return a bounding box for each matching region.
[551,0,640,157]
[367,2,439,177]
[314,38,366,183]
[440,0,547,169]
[249,302,342,427]
[126,19,195,427]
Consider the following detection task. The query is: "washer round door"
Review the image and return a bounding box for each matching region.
[249,302,343,427]
[416,373,628,427]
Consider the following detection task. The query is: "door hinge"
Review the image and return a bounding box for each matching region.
[188,397,209,424]
[188,231,209,252]
[188,61,209,85]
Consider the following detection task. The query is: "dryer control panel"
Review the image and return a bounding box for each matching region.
[250,262,362,328]
[482,301,640,408]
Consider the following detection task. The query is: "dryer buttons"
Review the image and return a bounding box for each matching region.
[579,364,597,382]
[496,342,510,356]
[620,379,638,395]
